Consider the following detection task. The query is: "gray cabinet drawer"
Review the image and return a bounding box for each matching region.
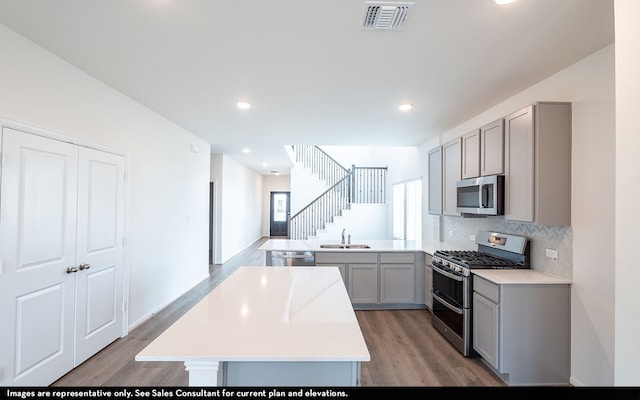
[379,252,415,264]
[473,276,500,303]
[315,252,378,264]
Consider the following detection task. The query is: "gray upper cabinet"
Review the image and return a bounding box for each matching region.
[480,119,504,176]
[462,120,504,179]
[442,137,462,216]
[461,129,480,179]
[504,102,571,225]
[427,146,443,215]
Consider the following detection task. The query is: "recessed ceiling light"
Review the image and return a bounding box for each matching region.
[237,101,251,110]
[491,0,515,5]
[398,103,414,112]
[242,148,251,154]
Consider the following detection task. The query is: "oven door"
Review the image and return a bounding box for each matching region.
[431,264,468,308]
[431,264,472,356]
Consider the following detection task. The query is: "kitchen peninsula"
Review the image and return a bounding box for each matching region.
[135,266,369,386]
[259,239,456,310]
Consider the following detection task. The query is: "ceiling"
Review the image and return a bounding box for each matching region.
[0,0,614,175]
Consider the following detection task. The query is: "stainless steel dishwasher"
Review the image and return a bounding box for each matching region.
[267,250,316,266]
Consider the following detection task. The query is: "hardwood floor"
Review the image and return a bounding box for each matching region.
[53,238,504,387]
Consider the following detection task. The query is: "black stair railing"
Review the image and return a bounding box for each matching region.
[289,146,388,240]
[292,145,350,187]
[288,173,351,240]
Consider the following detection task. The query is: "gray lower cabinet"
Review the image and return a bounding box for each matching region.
[349,264,379,304]
[472,275,570,385]
[315,251,424,309]
[380,264,415,303]
[424,261,433,310]
[379,252,416,304]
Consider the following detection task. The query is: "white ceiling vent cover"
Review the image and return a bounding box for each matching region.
[361,2,414,31]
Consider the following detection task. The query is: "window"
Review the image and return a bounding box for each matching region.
[392,179,422,240]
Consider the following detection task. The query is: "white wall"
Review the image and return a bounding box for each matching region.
[320,145,422,237]
[421,44,618,385]
[0,24,211,329]
[212,155,264,263]
[614,0,640,386]
[262,174,291,236]
[290,166,328,215]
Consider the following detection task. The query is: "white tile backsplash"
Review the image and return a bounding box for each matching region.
[441,216,572,279]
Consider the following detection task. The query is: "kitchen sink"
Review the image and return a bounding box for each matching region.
[319,244,370,249]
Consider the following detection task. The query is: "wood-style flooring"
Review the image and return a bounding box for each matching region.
[53,238,504,387]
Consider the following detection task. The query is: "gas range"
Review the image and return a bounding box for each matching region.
[432,231,530,276]
[430,231,530,357]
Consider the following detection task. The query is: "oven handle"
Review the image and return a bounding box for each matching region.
[432,290,464,315]
[431,263,464,282]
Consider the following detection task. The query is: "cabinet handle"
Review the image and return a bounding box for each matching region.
[65,266,79,274]
[78,263,91,271]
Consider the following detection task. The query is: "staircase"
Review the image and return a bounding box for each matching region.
[288,145,387,240]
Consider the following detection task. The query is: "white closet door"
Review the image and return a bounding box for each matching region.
[0,128,78,386]
[74,147,125,365]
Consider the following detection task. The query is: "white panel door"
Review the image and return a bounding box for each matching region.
[0,128,78,386]
[74,147,125,365]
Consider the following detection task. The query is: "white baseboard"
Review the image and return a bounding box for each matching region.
[127,272,210,332]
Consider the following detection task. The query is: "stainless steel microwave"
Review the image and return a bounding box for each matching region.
[456,175,504,216]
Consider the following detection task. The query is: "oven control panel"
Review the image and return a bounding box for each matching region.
[432,255,466,275]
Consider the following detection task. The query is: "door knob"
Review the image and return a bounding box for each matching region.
[66,266,79,274]
[78,263,91,271]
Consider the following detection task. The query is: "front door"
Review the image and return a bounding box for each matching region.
[269,191,290,237]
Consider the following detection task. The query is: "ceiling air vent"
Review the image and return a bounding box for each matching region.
[361,2,414,31]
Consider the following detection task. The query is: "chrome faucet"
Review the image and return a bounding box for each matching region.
[341,229,346,244]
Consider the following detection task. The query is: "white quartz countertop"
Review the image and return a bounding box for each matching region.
[472,269,572,285]
[136,266,370,363]
[258,239,467,255]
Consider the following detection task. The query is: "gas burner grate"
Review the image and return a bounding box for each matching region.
[434,250,522,269]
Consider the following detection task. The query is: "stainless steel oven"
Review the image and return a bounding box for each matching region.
[430,231,531,358]
[431,263,472,356]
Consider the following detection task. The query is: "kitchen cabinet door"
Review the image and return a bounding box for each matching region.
[427,146,442,215]
[348,264,378,304]
[480,119,504,176]
[473,292,500,370]
[504,102,571,225]
[442,138,461,216]
[461,129,480,179]
[424,264,433,310]
[504,105,535,222]
[380,264,415,303]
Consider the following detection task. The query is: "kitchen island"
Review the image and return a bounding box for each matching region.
[135,266,370,386]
